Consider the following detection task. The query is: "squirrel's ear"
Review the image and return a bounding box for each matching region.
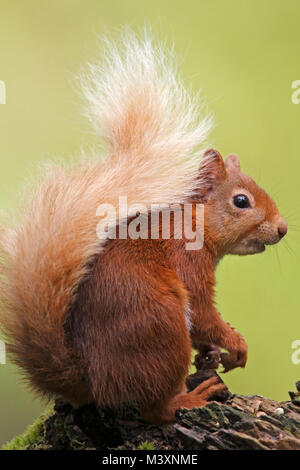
[225,154,240,172]
[197,149,226,199]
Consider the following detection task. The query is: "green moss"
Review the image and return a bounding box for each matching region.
[138,441,155,450]
[1,403,54,450]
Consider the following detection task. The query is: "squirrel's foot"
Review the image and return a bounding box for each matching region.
[142,376,226,425]
[184,375,226,404]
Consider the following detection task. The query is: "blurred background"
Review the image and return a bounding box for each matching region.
[0,0,299,446]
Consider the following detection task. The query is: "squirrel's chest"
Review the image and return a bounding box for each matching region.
[171,249,216,324]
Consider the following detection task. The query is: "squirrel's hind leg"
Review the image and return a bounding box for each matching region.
[141,376,225,425]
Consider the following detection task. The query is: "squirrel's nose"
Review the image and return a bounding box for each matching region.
[277,220,288,239]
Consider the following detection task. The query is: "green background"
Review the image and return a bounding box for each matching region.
[0,0,299,446]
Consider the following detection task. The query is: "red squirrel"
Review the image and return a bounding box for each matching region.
[0,32,287,424]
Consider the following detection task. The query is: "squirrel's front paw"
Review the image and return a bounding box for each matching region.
[220,333,248,373]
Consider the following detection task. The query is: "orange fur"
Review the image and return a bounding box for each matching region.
[0,32,211,403]
[64,148,287,423]
[0,34,288,423]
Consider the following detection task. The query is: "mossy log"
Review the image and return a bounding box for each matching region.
[2,364,300,451]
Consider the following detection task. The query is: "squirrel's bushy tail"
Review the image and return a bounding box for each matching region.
[0,30,212,401]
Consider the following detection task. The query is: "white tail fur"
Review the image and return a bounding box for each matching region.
[82,29,213,204]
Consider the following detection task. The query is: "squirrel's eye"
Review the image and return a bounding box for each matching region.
[233,194,250,209]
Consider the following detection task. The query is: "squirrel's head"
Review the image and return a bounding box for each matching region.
[198,149,287,257]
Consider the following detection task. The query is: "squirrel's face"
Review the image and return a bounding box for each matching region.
[198,149,288,257]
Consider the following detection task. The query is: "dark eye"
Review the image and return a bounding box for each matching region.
[233,194,251,209]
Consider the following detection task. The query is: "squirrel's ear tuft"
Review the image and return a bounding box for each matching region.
[197,149,225,199]
[225,154,240,172]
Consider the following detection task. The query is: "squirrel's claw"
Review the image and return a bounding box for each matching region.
[220,350,247,373]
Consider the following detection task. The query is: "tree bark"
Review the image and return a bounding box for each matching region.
[3,361,300,450]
